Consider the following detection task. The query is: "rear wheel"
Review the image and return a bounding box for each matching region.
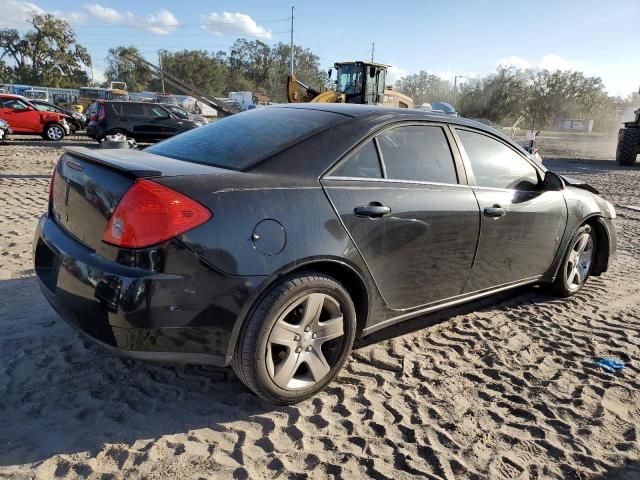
[550,224,596,297]
[43,123,65,141]
[616,127,640,166]
[232,272,356,404]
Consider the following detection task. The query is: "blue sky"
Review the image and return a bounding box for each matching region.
[3,0,639,96]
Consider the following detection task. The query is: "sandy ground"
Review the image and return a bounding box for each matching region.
[0,133,639,479]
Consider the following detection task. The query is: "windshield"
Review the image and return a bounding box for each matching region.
[109,92,129,101]
[336,64,363,96]
[165,105,188,119]
[147,107,345,170]
[26,91,47,100]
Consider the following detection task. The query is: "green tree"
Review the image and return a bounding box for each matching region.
[104,46,154,92]
[394,71,455,106]
[0,13,90,87]
[149,49,230,96]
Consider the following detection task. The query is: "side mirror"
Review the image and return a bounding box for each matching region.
[327,68,332,79]
[543,171,564,191]
[26,106,35,111]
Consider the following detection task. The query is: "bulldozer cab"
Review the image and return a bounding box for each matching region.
[335,61,387,105]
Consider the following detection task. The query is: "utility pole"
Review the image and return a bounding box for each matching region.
[371,42,375,62]
[290,6,295,76]
[158,50,165,93]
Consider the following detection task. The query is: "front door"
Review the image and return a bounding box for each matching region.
[322,124,480,310]
[453,128,567,292]
[0,97,41,132]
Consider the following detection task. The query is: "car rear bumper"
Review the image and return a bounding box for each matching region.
[34,214,264,367]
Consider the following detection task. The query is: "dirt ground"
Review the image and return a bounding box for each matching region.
[0,132,639,480]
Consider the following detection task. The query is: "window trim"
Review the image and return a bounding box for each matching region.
[324,121,467,187]
[450,126,544,191]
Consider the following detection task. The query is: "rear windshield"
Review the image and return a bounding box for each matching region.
[146,107,345,170]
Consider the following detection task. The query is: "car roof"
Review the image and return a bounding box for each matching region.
[270,103,503,134]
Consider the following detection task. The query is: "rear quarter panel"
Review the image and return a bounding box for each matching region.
[156,173,369,279]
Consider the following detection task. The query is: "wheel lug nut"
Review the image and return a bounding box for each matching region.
[294,335,300,341]
[312,333,317,338]
[306,346,312,352]
[304,326,310,332]
[295,347,302,353]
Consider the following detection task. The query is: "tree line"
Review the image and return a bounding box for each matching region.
[396,68,629,131]
[1,13,634,131]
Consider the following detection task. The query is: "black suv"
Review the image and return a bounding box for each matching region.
[86,101,201,142]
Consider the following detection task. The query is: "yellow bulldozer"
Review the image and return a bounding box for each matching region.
[287,61,413,108]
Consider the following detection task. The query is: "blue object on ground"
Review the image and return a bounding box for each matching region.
[594,358,625,373]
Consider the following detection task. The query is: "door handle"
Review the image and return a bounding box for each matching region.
[354,203,391,218]
[484,205,506,217]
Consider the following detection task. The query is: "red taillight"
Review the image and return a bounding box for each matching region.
[89,114,97,121]
[102,179,212,248]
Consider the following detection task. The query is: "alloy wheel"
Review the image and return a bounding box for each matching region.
[266,292,345,390]
[565,232,594,291]
[47,125,63,140]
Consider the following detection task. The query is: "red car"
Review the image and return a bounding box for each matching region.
[0,94,70,141]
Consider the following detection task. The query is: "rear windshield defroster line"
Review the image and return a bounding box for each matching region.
[146,107,346,171]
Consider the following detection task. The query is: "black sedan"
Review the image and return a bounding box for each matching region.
[34,104,617,404]
[29,99,86,133]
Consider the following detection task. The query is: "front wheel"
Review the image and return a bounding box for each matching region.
[43,123,65,141]
[232,272,356,404]
[616,127,640,166]
[550,224,596,297]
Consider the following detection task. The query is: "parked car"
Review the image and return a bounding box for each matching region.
[0,118,11,140]
[162,103,208,125]
[85,100,200,143]
[35,104,617,404]
[30,99,87,133]
[0,94,70,140]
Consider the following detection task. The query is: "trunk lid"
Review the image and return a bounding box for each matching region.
[51,147,229,250]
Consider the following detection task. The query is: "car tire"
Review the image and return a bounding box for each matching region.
[550,224,596,297]
[232,272,356,404]
[616,127,639,166]
[42,123,65,141]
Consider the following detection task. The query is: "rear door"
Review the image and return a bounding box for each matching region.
[109,102,147,138]
[322,123,480,310]
[453,128,567,292]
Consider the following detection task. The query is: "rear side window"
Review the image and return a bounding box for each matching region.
[456,129,539,190]
[147,107,345,170]
[332,140,382,178]
[378,126,457,184]
[110,103,145,116]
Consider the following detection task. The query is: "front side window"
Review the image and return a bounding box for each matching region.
[456,129,539,190]
[146,105,168,118]
[3,98,29,110]
[332,140,382,178]
[377,126,458,184]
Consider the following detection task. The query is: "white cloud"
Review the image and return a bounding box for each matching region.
[2,0,45,27]
[200,12,272,39]
[386,65,408,84]
[84,4,179,34]
[53,10,89,24]
[497,54,580,72]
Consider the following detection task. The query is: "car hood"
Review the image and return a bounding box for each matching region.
[562,176,599,194]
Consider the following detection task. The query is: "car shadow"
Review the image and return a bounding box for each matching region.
[0,276,275,467]
[355,285,540,348]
